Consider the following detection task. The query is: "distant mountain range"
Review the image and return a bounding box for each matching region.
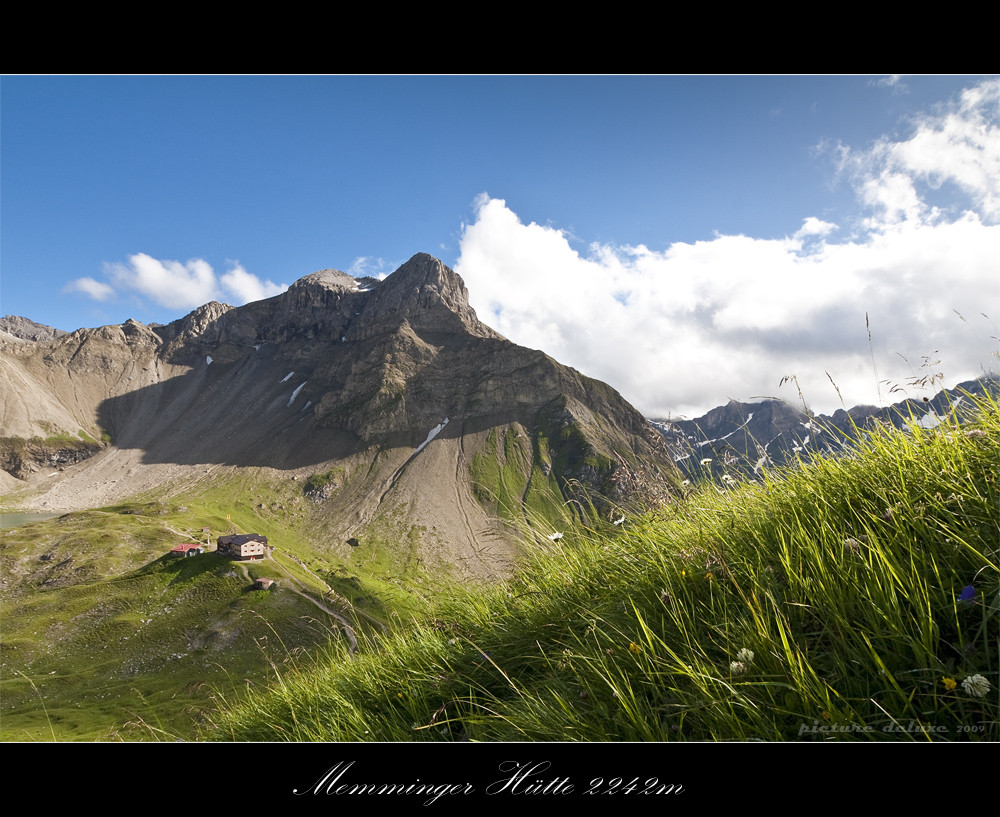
[652,375,999,480]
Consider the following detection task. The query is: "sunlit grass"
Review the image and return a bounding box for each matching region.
[208,389,999,741]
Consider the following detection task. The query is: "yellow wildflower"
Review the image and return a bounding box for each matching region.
[942,677,957,691]
[629,642,643,655]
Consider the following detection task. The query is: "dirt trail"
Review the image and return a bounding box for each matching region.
[232,556,359,653]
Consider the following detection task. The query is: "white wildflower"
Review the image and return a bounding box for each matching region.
[730,661,747,675]
[962,674,991,698]
[736,648,754,664]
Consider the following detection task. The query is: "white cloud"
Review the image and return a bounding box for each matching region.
[872,75,907,93]
[74,254,288,311]
[106,253,220,310]
[839,78,1000,228]
[456,80,1000,419]
[794,216,837,239]
[219,264,286,304]
[62,276,115,301]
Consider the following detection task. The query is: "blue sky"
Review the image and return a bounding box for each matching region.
[3,75,998,417]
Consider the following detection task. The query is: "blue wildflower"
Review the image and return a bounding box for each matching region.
[958,585,976,603]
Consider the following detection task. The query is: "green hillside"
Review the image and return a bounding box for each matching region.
[0,493,384,741]
[207,391,999,742]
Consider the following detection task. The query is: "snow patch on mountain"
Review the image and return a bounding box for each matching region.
[415,418,449,454]
[288,382,306,407]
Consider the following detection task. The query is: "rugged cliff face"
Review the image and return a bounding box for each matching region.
[1,253,679,578]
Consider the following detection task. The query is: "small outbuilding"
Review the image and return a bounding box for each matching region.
[254,578,276,591]
[170,544,203,557]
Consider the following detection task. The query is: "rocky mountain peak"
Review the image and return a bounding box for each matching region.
[357,253,500,341]
[146,254,501,364]
[288,268,364,294]
[153,301,237,362]
[161,301,234,338]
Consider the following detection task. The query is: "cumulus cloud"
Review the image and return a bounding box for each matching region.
[219,264,286,304]
[106,253,220,310]
[62,277,115,301]
[456,81,1000,419]
[69,254,289,311]
[837,78,1000,228]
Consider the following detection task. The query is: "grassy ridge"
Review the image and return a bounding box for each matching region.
[208,392,999,741]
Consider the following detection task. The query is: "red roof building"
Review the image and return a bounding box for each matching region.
[170,544,203,556]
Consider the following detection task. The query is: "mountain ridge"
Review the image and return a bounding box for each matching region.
[1,253,679,580]
[655,374,1000,479]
